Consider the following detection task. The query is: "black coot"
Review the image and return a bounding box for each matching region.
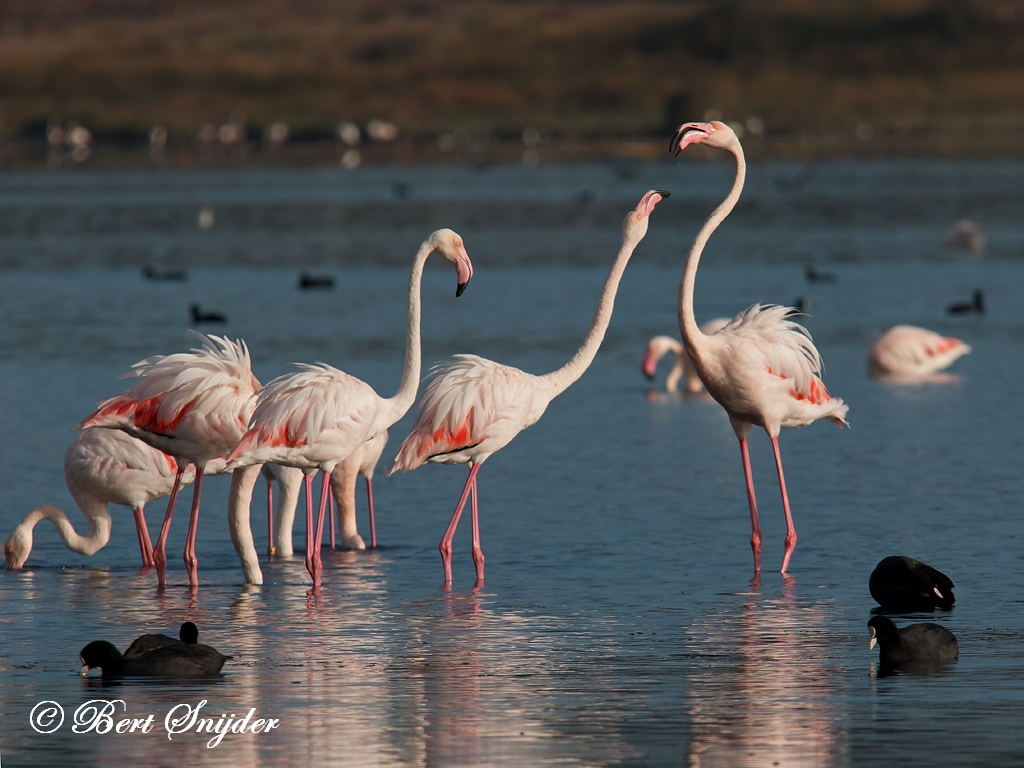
[81,623,228,677]
[869,556,955,612]
[868,616,959,663]
[124,621,200,658]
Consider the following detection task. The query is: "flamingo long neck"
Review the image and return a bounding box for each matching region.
[541,232,641,398]
[376,239,433,429]
[26,499,112,556]
[678,140,746,365]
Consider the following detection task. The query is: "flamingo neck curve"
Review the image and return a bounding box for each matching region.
[678,140,746,365]
[542,228,644,398]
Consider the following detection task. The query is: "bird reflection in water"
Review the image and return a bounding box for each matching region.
[686,577,850,767]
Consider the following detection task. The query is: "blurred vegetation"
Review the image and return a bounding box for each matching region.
[1,0,1023,164]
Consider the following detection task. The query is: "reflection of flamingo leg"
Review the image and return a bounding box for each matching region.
[470,472,484,583]
[771,436,797,574]
[739,438,762,574]
[311,471,332,588]
[266,476,276,556]
[132,507,154,566]
[439,463,480,586]
[182,466,205,587]
[303,473,315,579]
[153,465,186,585]
[366,478,377,549]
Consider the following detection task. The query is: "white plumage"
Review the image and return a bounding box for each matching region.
[867,325,970,379]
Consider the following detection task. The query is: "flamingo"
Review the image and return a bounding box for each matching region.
[671,121,848,575]
[4,429,197,569]
[641,318,730,394]
[867,326,971,379]
[77,333,260,587]
[225,229,473,588]
[389,190,668,587]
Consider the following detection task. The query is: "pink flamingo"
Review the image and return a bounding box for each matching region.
[672,121,848,575]
[4,429,199,569]
[867,325,971,379]
[77,333,261,587]
[389,190,668,588]
[641,318,730,394]
[225,229,473,588]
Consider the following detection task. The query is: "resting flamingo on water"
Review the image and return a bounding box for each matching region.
[225,229,473,588]
[867,325,971,380]
[4,429,199,570]
[641,318,731,394]
[389,190,668,588]
[77,333,261,587]
[671,121,848,575]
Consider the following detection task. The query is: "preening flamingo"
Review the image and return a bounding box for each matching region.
[867,326,970,379]
[77,333,260,587]
[225,229,473,588]
[641,318,730,394]
[672,121,848,575]
[4,429,197,570]
[389,190,668,588]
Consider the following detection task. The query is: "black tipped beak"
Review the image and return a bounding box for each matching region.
[656,190,670,199]
[642,370,655,381]
[456,281,469,297]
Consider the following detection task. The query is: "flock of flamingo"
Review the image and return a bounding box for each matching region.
[3,121,973,590]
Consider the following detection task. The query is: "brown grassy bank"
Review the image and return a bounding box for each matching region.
[1,0,1023,165]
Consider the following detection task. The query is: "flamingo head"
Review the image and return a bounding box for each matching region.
[640,335,677,379]
[4,528,29,570]
[623,189,669,242]
[428,228,474,296]
[671,121,737,155]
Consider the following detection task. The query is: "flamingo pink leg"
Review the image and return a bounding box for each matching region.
[153,464,186,586]
[439,463,480,587]
[470,471,485,584]
[329,485,336,550]
[771,436,798,574]
[132,507,155,567]
[311,471,333,588]
[266,475,276,556]
[366,477,377,549]
[182,466,205,587]
[739,438,762,574]
[303,473,315,580]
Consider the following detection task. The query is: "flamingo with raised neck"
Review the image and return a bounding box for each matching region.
[672,121,848,575]
[389,190,667,588]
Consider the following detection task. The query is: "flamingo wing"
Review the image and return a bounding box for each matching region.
[228,363,380,467]
[389,355,544,472]
[869,325,970,376]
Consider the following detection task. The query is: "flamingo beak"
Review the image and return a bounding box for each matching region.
[637,189,670,217]
[640,352,657,380]
[672,122,714,156]
[455,244,473,297]
[869,628,877,651]
[4,547,21,570]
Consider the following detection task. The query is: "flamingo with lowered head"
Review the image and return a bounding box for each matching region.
[671,121,848,575]
[77,333,261,587]
[867,325,971,380]
[4,428,198,570]
[641,318,731,394]
[225,229,473,588]
[389,190,668,588]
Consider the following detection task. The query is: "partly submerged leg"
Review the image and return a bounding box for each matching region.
[439,463,480,587]
[311,471,333,588]
[303,472,315,581]
[182,465,206,588]
[738,437,762,574]
[329,485,336,550]
[132,507,154,567]
[154,464,186,585]
[266,474,276,556]
[469,471,484,584]
[770,436,797,574]
[332,464,365,551]
[366,477,377,549]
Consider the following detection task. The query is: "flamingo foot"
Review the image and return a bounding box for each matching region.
[342,534,366,551]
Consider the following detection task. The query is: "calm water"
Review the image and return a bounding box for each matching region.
[1,159,1023,766]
